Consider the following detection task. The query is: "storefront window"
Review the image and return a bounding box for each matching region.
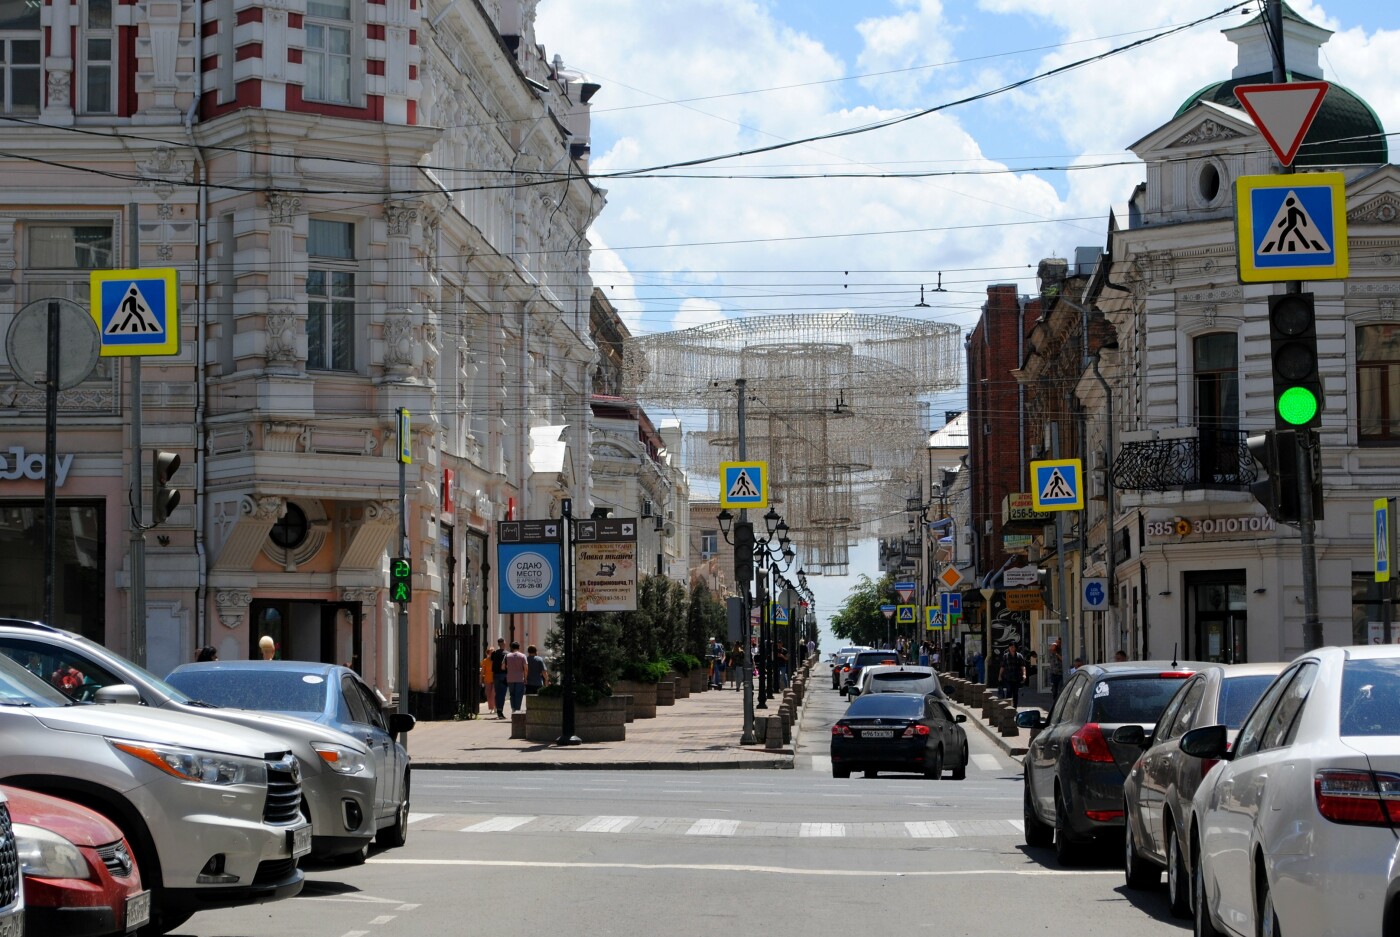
[0,500,105,641]
[1353,573,1398,645]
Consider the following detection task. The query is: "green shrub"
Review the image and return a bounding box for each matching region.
[669,653,703,675]
[620,660,670,683]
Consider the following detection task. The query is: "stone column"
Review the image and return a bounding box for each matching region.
[265,192,302,374]
[41,0,74,126]
[383,201,420,380]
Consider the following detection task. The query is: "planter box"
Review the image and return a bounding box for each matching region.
[689,669,708,693]
[615,680,658,718]
[656,677,676,706]
[524,693,627,743]
[671,672,691,700]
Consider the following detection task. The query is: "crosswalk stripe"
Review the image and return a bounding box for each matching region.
[1007,820,1024,833]
[686,819,740,836]
[810,755,832,772]
[577,815,639,833]
[905,821,956,838]
[799,823,845,837]
[461,816,536,833]
[972,754,1003,772]
[407,813,438,825]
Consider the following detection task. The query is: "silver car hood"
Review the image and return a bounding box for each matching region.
[32,703,291,759]
[188,705,368,755]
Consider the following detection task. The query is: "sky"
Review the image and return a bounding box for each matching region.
[532,0,1400,639]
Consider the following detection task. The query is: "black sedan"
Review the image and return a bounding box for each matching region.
[830,693,968,780]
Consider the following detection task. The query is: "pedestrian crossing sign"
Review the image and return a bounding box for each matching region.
[89,268,180,356]
[772,604,789,625]
[719,460,769,508]
[1235,173,1348,283]
[1030,458,1083,511]
[896,604,916,624]
[1377,498,1392,584]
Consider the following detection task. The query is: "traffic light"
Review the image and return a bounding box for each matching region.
[1247,430,1322,524]
[733,521,754,584]
[151,450,180,525]
[1268,292,1322,430]
[390,557,412,604]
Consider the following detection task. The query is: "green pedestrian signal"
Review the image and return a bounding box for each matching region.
[1268,292,1322,430]
[391,557,412,604]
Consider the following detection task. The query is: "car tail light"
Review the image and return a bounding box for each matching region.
[1070,723,1115,762]
[1158,671,1195,679]
[831,724,853,738]
[901,724,931,738]
[1085,809,1124,821]
[842,666,850,673]
[1315,769,1400,826]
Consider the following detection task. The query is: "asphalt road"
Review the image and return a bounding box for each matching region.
[175,672,1188,937]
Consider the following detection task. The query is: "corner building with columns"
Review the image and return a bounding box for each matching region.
[0,0,602,709]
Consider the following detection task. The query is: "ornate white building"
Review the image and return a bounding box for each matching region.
[0,0,603,708]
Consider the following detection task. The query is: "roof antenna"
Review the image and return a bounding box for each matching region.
[1172,642,1179,669]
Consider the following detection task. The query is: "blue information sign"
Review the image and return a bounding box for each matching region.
[497,542,562,613]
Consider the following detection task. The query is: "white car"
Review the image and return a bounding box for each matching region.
[1184,645,1400,937]
[849,664,947,699]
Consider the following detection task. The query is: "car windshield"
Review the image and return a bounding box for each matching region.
[855,652,900,667]
[166,669,328,717]
[1090,675,1192,724]
[1218,674,1278,729]
[0,653,70,707]
[872,672,929,684]
[845,694,923,718]
[1340,658,1400,736]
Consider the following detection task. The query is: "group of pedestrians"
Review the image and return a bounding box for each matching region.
[480,638,550,719]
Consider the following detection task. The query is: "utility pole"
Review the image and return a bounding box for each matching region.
[736,378,757,745]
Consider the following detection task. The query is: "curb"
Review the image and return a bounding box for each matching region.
[947,699,1027,760]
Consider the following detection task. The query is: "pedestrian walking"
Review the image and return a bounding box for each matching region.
[708,636,726,688]
[971,648,985,683]
[490,638,508,719]
[775,641,789,689]
[526,645,549,695]
[728,641,746,690]
[257,635,276,660]
[480,649,495,714]
[1000,643,1028,708]
[1048,640,1064,701]
[195,645,218,662]
[504,641,528,715]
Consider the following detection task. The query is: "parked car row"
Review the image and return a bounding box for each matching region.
[1020,646,1400,937]
[0,618,415,937]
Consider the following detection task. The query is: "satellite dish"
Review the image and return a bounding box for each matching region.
[5,297,100,390]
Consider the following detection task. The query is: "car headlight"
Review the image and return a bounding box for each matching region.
[311,743,369,775]
[13,824,91,880]
[110,739,267,785]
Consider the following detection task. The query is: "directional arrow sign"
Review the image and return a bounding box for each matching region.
[1234,81,1328,168]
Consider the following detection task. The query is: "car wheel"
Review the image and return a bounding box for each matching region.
[951,744,967,781]
[923,747,943,780]
[1124,802,1159,889]
[1258,870,1281,937]
[377,770,410,849]
[1194,840,1225,937]
[1167,823,1191,919]
[1023,780,1054,847]
[832,766,851,779]
[1054,788,1085,866]
[338,841,369,866]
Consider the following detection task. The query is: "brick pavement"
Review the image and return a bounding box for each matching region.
[943,675,1054,761]
[406,679,801,770]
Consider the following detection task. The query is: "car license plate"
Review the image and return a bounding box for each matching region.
[0,913,20,937]
[862,729,894,738]
[289,824,312,858]
[125,891,152,933]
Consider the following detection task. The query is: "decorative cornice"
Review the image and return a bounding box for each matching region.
[1170,120,1244,148]
[1349,193,1400,225]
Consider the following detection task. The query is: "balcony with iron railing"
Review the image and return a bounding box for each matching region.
[1110,427,1258,493]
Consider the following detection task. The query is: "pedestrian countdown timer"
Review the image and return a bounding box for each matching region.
[390,557,412,604]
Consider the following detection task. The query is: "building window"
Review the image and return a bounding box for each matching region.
[700,530,717,557]
[304,0,352,105]
[82,0,114,115]
[1353,573,1398,645]
[1193,332,1240,484]
[0,0,41,116]
[1359,324,1400,445]
[27,224,114,270]
[306,219,355,371]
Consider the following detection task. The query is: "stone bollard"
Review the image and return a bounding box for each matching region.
[510,712,526,739]
[755,716,768,742]
[766,715,784,749]
[779,710,792,744]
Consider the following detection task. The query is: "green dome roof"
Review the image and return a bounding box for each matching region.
[1175,72,1387,167]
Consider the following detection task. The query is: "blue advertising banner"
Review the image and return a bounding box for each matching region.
[497,541,562,613]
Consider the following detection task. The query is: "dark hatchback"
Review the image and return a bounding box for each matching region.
[840,649,903,695]
[1017,660,1204,863]
[830,693,968,780]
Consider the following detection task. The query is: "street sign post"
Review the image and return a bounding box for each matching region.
[1083,578,1108,611]
[1377,499,1392,584]
[894,580,916,602]
[1234,81,1328,167]
[719,460,769,509]
[1235,173,1348,282]
[497,520,564,613]
[1030,459,1084,512]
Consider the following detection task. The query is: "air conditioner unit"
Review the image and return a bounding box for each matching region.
[642,499,654,517]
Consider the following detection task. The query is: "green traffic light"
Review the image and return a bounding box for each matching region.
[1278,386,1319,426]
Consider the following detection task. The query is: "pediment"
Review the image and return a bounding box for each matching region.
[1129,101,1256,161]
[1345,165,1400,224]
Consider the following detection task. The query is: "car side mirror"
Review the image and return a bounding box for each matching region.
[848,687,861,697]
[389,712,416,735]
[1014,710,1043,729]
[1179,724,1230,760]
[954,714,967,724]
[93,684,143,706]
[1110,724,1149,747]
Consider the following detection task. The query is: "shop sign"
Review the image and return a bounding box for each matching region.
[1003,492,1048,524]
[1004,588,1043,611]
[576,540,638,612]
[0,446,73,486]
[1145,514,1277,540]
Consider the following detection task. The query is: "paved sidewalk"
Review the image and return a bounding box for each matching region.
[407,681,799,771]
[944,678,1055,762]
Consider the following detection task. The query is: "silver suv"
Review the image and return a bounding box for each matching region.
[0,621,379,863]
[0,653,310,935]
[0,789,21,937]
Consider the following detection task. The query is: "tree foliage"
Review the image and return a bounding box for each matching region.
[828,572,895,647]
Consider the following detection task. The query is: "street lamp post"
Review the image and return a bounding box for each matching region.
[717,507,757,744]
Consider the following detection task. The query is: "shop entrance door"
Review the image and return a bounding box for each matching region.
[249,599,361,667]
[1186,573,1247,663]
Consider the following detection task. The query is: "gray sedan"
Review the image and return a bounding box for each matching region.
[0,620,382,863]
[167,660,413,854]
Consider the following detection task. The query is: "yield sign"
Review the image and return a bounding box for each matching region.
[1234,81,1328,168]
